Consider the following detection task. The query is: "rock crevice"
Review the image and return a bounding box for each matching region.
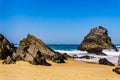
[0,34,16,60]
[3,34,65,66]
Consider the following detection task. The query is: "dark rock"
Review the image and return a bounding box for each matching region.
[72,55,95,59]
[112,67,120,74]
[113,55,120,74]
[3,52,23,64]
[73,54,78,58]
[62,53,72,59]
[78,26,118,55]
[0,33,16,60]
[28,51,51,66]
[99,58,115,66]
[3,34,65,66]
[79,55,95,59]
[2,56,15,64]
[118,55,120,66]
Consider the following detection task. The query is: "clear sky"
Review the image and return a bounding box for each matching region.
[0,0,120,44]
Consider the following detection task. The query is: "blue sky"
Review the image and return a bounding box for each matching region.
[0,0,120,44]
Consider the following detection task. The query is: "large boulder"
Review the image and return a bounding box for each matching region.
[0,33,16,59]
[78,26,118,55]
[3,34,65,66]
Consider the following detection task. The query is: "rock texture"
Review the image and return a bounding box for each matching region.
[99,58,115,66]
[118,55,120,66]
[113,55,120,74]
[0,33,16,59]
[113,67,120,74]
[62,53,72,59]
[78,26,118,55]
[79,55,95,59]
[3,34,65,66]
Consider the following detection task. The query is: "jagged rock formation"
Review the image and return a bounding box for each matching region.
[3,34,65,66]
[99,58,115,66]
[78,26,118,55]
[0,33,16,59]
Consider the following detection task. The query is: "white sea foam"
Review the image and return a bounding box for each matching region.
[116,45,120,48]
[55,49,120,63]
[55,50,87,55]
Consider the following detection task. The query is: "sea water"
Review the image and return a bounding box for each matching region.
[14,44,120,63]
[49,44,120,63]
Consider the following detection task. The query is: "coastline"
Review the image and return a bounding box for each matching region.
[0,59,119,80]
[14,44,120,64]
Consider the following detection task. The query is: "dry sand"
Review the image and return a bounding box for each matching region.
[0,59,120,80]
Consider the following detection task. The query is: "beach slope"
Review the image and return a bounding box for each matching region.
[0,60,119,80]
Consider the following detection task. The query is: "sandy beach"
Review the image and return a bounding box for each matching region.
[0,59,119,80]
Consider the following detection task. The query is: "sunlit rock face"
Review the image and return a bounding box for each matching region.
[3,34,65,66]
[78,26,118,55]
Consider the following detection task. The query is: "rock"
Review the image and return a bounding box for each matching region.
[62,53,72,59]
[28,50,51,66]
[99,58,115,66]
[112,55,120,74]
[3,34,65,66]
[118,55,120,66]
[78,26,118,55]
[79,55,95,59]
[73,54,78,58]
[72,55,95,59]
[3,52,22,64]
[113,67,120,74]
[0,33,16,60]
[2,56,15,64]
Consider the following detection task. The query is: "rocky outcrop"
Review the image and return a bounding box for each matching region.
[78,26,118,55]
[113,55,120,74]
[3,34,65,66]
[99,58,115,66]
[0,33,16,60]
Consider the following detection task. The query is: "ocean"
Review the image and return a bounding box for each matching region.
[14,44,120,63]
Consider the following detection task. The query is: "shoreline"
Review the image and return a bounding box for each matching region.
[0,59,120,80]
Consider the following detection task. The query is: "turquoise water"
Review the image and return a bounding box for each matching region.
[48,44,79,51]
[14,44,79,51]
[14,44,119,51]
